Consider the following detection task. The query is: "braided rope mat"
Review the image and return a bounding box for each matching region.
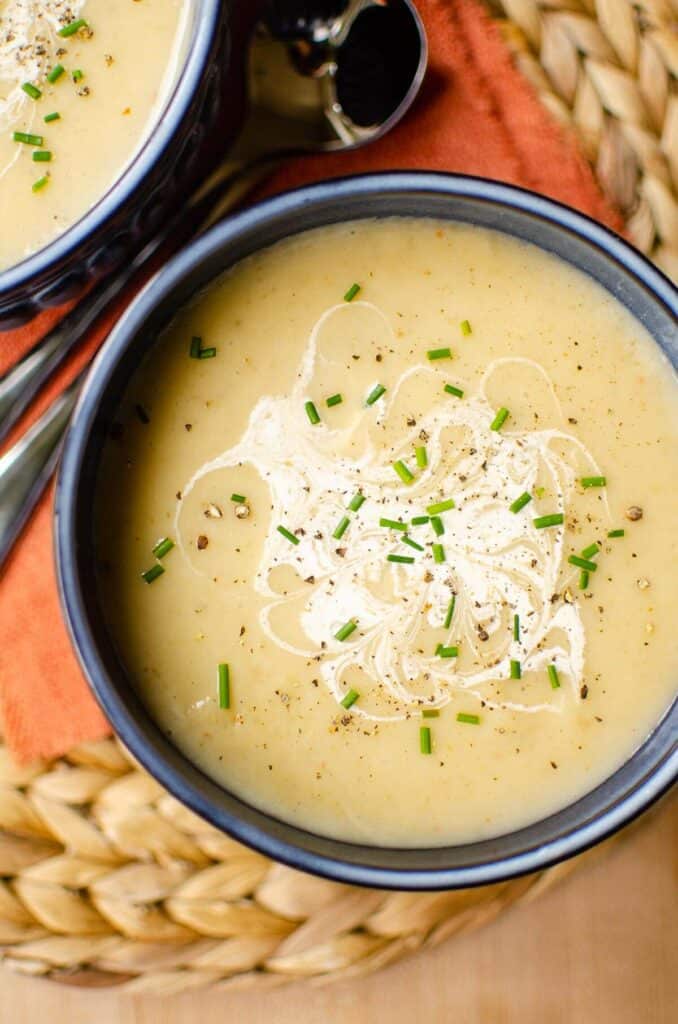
[0,2,674,991]
[0,737,622,992]
[490,0,678,280]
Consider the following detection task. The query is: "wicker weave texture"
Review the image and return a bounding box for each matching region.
[491,0,678,279]
[0,737,606,991]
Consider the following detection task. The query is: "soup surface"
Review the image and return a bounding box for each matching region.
[0,0,189,271]
[96,219,678,847]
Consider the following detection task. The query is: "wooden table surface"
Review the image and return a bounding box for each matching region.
[1,798,675,1023]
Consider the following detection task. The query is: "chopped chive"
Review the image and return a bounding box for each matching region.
[72,69,84,82]
[393,460,414,485]
[427,498,455,515]
[415,445,428,468]
[387,554,415,564]
[199,347,216,359]
[135,404,149,424]
[47,64,65,84]
[432,543,445,564]
[490,407,510,431]
[431,516,444,536]
[534,486,546,499]
[581,542,600,559]
[533,513,564,529]
[547,664,561,690]
[380,517,407,531]
[402,535,424,552]
[509,491,532,514]
[32,150,52,162]
[22,82,42,100]
[420,726,432,754]
[457,712,480,725]
[422,709,439,718]
[444,383,464,398]
[152,537,174,559]
[438,646,458,658]
[444,595,456,629]
[510,659,521,679]
[326,393,343,407]
[231,493,247,504]
[58,18,88,37]
[335,619,357,642]
[366,383,386,406]
[411,515,429,526]
[333,515,350,540]
[32,175,49,192]
[341,688,359,709]
[579,569,589,590]
[13,131,43,145]
[568,555,597,572]
[427,347,452,360]
[141,564,165,584]
[218,663,230,709]
[348,493,365,512]
[44,112,61,123]
[608,529,625,538]
[189,336,202,358]
[305,401,320,425]
[277,525,299,546]
[344,282,361,302]
[513,614,520,642]
[581,476,606,488]
[460,319,472,336]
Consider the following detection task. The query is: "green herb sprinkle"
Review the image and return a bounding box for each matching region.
[276,525,299,546]
[490,407,510,432]
[533,513,564,529]
[152,537,174,559]
[304,401,320,425]
[218,663,230,709]
[509,492,532,514]
[457,712,480,725]
[365,383,386,406]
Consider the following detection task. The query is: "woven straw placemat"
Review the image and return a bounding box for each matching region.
[491,0,677,280]
[0,0,675,993]
[0,736,626,992]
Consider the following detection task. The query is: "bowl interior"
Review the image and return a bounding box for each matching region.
[56,173,678,889]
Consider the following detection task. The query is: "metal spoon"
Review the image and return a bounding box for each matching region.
[0,0,426,570]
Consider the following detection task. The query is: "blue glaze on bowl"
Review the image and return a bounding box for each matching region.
[55,173,677,890]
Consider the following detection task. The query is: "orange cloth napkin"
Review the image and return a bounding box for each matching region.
[0,0,622,762]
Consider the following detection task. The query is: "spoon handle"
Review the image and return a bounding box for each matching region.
[0,269,134,449]
[0,379,80,571]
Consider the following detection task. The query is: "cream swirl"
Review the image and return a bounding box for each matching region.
[177,301,609,721]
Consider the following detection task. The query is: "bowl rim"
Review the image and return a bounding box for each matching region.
[56,171,678,890]
[0,0,223,296]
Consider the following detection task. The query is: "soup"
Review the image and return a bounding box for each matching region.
[96,219,678,847]
[0,0,189,271]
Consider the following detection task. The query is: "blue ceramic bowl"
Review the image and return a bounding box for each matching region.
[56,173,678,890]
[0,0,235,329]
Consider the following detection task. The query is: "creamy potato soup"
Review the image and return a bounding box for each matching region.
[96,219,678,847]
[0,0,189,270]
